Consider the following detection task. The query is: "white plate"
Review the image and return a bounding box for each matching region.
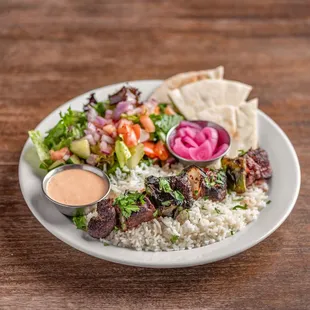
[19,80,301,268]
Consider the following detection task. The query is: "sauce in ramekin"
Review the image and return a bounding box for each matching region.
[46,169,108,206]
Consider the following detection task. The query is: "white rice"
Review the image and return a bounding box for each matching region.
[94,163,269,251]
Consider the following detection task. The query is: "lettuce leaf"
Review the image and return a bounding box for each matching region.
[149,114,183,141]
[28,130,50,161]
[72,215,87,231]
[43,107,87,150]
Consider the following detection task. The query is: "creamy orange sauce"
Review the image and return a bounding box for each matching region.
[47,169,108,206]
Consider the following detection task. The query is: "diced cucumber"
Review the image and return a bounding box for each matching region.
[48,159,65,171]
[70,139,90,159]
[66,154,81,165]
[115,140,131,168]
[127,143,145,169]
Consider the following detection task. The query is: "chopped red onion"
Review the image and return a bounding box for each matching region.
[94,116,109,127]
[100,140,112,154]
[86,154,98,166]
[85,134,96,146]
[87,107,98,122]
[112,101,133,120]
[101,134,114,144]
[87,122,97,133]
[105,110,113,119]
[139,129,150,142]
[63,154,70,161]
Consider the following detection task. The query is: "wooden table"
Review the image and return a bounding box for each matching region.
[1,1,309,309]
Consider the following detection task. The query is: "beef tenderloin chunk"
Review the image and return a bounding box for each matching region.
[125,197,156,229]
[87,199,116,239]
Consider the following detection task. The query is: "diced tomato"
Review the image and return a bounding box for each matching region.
[103,124,116,136]
[50,147,70,161]
[143,141,157,158]
[140,115,155,133]
[153,106,160,115]
[164,105,176,115]
[132,124,141,140]
[123,128,138,147]
[154,141,169,161]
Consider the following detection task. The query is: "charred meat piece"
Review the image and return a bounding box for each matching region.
[113,191,155,231]
[203,169,227,201]
[125,197,155,229]
[180,165,227,202]
[87,199,116,239]
[245,148,272,186]
[222,156,247,194]
[145,174,194,216]
[180,165,206,199]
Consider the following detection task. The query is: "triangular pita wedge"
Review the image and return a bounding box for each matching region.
[200,106,237,138]
[168,79,252,119]
[228,98,258,157]
[149,66,224,103]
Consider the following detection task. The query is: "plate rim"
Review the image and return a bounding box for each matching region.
[19,80,301,268]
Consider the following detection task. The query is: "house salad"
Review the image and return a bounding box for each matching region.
[29,86,183,174]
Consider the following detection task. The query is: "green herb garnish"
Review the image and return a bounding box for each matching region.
[149,114,183,142]
[174,190,184,203]
[153,209,159,217]
[266,200,272,205]
[159,178,172,193]
[162,200,172,206]
[203,196,209,200]
[232,204,248,210]
[72,215,87,231]
[231,230,235,235]
[238,149,248,156]
[103,242,110,246]
[170,235,179,244]
[232,197,244,202]
[114,192,145,218]
[215,207,221,214]
[113,226,119,232]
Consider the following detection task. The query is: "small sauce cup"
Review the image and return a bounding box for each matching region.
[166,120,231,167]
[42,164,111,216]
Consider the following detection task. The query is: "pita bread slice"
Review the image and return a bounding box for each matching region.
[228,98,258,157]
[169,79,252,116]
[200,106,237,138]
[149,66,224,103]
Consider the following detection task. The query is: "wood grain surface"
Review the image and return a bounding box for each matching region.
[0,1,309,309]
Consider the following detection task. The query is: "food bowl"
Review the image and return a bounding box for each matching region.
[166,120,231,167]
[42,164,111,216]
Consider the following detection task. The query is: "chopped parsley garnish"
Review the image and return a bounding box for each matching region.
[231,230,235,235]
[194,190,199,195]
[238,149,248,156]
[162,200,172,206]
[215,207,221,214]
[159,178,172,193]
[174,190,184,203]
[113,226,119,232]
[153,209,159,217]
[232,197,244,202]
[170,235,179,244]
[103,242,110,246]
[114,191,145,218]
[72,215,87,231]
[232,204,248,210]
[266,200,272,205]
[158,103,168,113]
[203,196,209,200]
